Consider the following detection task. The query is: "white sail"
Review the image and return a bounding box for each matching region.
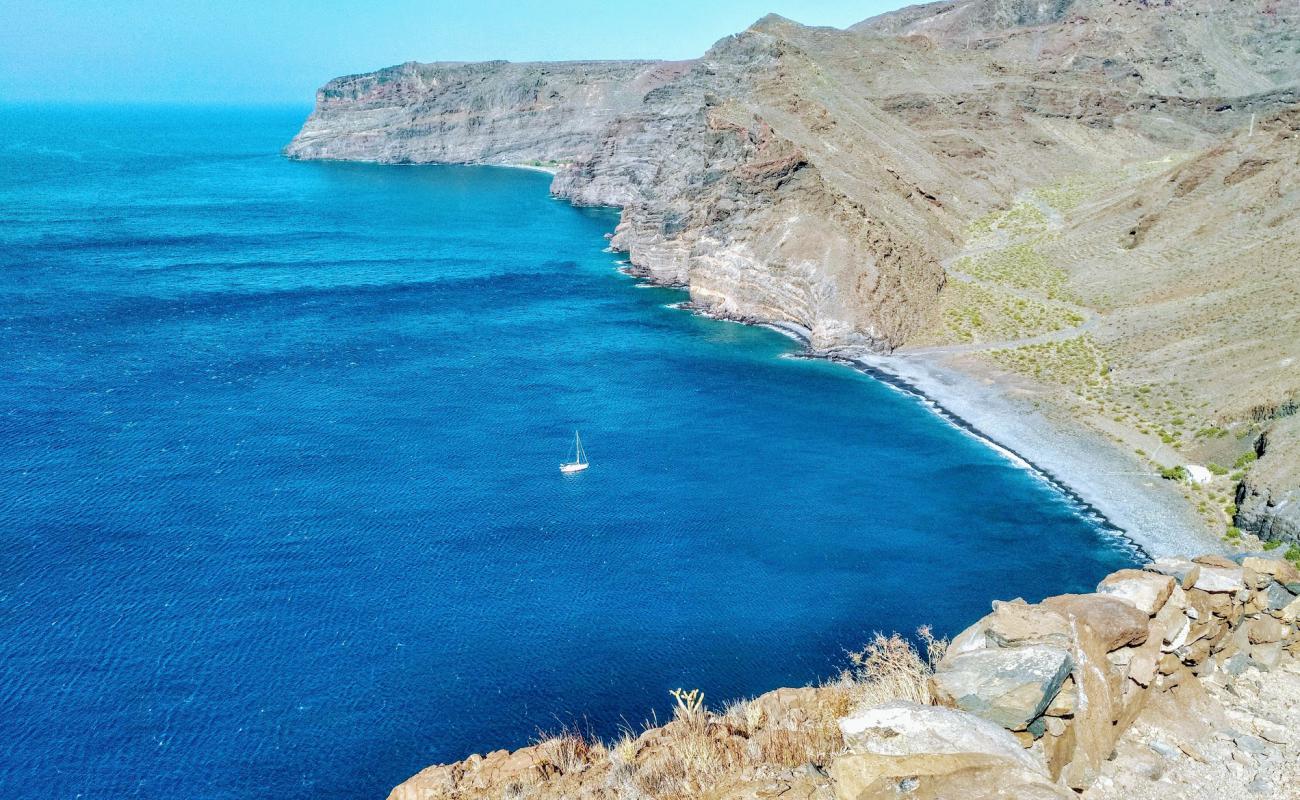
[561,430,589,473]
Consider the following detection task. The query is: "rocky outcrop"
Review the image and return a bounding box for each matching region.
[385,552,1300,798]
[286,59,682,165]
[1237,415,1300,544]
[287,2,1297,354]
[832,702,1072,799]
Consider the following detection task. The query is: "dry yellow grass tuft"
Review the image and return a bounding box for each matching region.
[842,628,947,711]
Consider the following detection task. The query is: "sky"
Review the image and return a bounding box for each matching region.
[0,1,907,105]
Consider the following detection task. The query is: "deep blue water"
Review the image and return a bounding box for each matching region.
[0,105,1139,799]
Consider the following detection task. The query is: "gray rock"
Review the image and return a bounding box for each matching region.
[1247,776,1272,794]
[1233,733,1269,755]
[1262,581,1297,610]
[838,700,1044,774]
[1223,652,1251,676]
[1193,565,1246,593]
[1247,641,1284,671]
[1147,557,1199,584]
[931,644,1074,730]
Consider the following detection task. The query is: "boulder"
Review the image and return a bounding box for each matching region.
[1193,554,1239,569]
[1146,558,1199,588]
[839,701,1043,772]
[1042,593,1149,651]
[1044,676,1077,716]
[1248,640,1284,670]
[1250,558,1300,584]
[750,685,825,726]
[1192,566,1245,593]
[1260,581,1297,611]
[1247,616,1284,644]
[1055,619,1127,790]
[931,645,1074,730]
[1126,638,1160,687]
[1096,569,1175,615]
[1281,595,1300,624]
[830,756,1072,800]
[983,601,1071,648]
[832,701,1072,800]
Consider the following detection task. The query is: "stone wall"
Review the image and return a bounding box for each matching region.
[833,552,1300,799]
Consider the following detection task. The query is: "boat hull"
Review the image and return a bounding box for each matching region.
[560,462,589,474]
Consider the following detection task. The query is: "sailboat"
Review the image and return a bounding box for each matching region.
[560,431,590,474]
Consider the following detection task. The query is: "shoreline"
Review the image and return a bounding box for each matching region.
[851,351,1220,560]
[672,306,1220,561]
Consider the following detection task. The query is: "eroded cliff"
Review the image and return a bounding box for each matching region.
[287,0,1300,573]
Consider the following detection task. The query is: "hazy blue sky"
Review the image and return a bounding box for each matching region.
[0,1,906,104]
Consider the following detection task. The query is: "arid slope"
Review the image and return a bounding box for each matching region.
[287,0,1300,538]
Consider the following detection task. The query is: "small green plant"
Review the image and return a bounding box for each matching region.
[1233,451,1258,469]
[1207,463,1228,476]
[1287,545,1300,566]
[1231,470,1247,482]
[1159,465,1189,482]
[1135,449,1147,457]
[1224,503,1237,517]
[1263,540,1281,551]
[1224,527,1242,541]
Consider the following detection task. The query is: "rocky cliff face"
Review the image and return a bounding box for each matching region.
[288,1,1299,556]
[287,59,679,165]
[287,1,1295,352]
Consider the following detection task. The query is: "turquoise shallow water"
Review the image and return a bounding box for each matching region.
[0,105,1139,799]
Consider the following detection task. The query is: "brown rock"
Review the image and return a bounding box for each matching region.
[1248,616,1285,644]
[1056,618,1125,790]
[1096,570,1175,616]
[982,601,1071,648]
[1208,592,1234,617]
[830,756,1072,800]
[1042,593,1149,651]
[1126,637,1160,688]
[1193,554,1239,569]
[1045,676,1077,717]
[1281,595,1300,624]
[1176,637,1212,664]
[1242,557,1300,585]
[1049,714,1082,779]
[1185,588,1214,621]
[833,702,1069,799]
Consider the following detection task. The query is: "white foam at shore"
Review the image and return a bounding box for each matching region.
[608,260,1218,560]
[751,321,1217,560]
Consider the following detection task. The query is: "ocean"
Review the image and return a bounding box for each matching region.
[0,105,1138,798]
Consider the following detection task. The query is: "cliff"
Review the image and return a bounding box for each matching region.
[387,552,1300,799]
[288,0,1299,541]
[284,2,1300,794]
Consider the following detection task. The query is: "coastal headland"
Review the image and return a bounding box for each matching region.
[287,0,1299,552]
[284,0,1300,795]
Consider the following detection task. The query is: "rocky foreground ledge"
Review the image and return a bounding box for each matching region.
[390,553,1300,799]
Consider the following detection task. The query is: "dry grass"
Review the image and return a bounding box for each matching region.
[752,721,843,768]
[452,631,953,800]
[841,628,947,711]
